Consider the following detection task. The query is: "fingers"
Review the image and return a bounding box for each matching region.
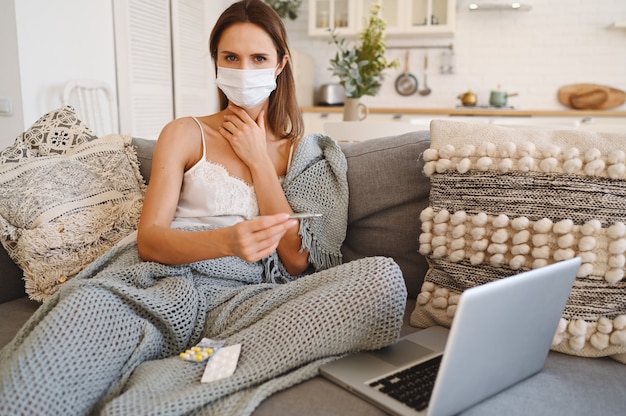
[227,104,253,121]
[223,105,252,129]
[232,214,298,263]
[223,105,264,132]
[219,108,268,165]
[220,110,255,142]
[220,118,242,136]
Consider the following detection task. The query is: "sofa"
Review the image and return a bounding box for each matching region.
[1,130,625,415]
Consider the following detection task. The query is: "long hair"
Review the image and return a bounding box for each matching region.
[209,0,304,141]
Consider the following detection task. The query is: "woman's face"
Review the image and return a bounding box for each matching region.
[217,22,286,73]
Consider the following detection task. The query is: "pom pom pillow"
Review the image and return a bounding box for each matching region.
[0,106,146,301]
[411,119,626,363]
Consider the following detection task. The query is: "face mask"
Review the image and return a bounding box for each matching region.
[216,66,278,108]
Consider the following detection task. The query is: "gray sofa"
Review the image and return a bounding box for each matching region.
[1,131,624,415]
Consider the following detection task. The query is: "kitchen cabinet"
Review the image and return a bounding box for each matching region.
[308,0,356,37]
[302,107,626,138]
[303,110,343,137]
[360,0,455,36]
[308,0,456,37]
[576,117,626,133]
[303,110,423,138]
[450,115,626,133]
[302,110,414,137]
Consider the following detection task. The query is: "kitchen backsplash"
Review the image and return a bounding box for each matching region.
[284,0,626,110]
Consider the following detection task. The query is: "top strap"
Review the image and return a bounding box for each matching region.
[190,116,207,160]
[286,141,295,173]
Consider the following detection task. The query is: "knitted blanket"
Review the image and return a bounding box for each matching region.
[0,134,408,415]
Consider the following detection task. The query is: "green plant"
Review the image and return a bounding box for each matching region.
[329,3,399,98]
[265,0,302,20]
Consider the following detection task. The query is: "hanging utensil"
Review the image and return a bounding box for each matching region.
[418,53,431,96]
[395,51,418,96]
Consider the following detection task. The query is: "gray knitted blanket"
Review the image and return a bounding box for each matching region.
[0,134,408,416]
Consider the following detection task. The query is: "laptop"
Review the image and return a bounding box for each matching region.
[320,257,580,416]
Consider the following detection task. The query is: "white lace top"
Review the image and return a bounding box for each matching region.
[171,117,293,228]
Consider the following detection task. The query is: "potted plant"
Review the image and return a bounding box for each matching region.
[264,0,302,20]
[329,3,399,120]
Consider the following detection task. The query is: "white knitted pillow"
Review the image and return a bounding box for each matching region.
[411,120,626,363]
[0,106,98,163]
[0,109,146,301]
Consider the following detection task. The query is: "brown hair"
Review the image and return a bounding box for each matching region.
[209,0,303,141]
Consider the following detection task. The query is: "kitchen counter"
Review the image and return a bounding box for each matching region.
[301,106,626,117]
[301,106,626,138]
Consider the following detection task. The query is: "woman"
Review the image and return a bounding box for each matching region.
[0,1,406,415]
[137,0,308,271]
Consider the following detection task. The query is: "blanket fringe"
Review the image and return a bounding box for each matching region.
[299,220,342,272]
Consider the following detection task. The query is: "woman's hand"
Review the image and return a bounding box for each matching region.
[219,105,269,170]
[140,212,297,265]
[218,105,309,275]
[226,214,298,263]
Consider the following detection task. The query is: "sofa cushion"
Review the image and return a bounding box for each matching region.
[411,119,626,363]
[0,105,98,303]
[132,137,156,182]
[340,131,431,298]
[0,107,146,301]
[0,105,97,163]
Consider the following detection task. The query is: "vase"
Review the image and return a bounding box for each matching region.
[343,98,368,121]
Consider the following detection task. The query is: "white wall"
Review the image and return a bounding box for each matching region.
[0,0,236,149]
[14,0,118,132]
[0,0,25,147]
[284,0,626,110]
[0,0,116,148]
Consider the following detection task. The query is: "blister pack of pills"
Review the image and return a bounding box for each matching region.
[179,338,226,363]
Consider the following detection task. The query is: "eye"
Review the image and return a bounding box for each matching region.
[224,54,238,62]
[253,55,267,63]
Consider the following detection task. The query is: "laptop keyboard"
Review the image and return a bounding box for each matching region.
[368,355,443,412]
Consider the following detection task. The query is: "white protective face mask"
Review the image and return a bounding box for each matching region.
[216,66,278,108]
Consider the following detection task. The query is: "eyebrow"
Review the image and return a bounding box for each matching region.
[218,50,271,58]
[219,50,237,57]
